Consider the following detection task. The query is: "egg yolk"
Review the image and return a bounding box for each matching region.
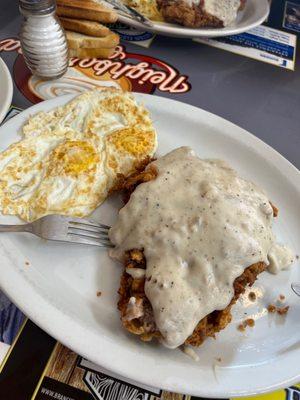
[47,141,99,177]
[107,128,155,156]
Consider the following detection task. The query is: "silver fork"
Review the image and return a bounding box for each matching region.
[0,215,113,248]
[103,0,154,27]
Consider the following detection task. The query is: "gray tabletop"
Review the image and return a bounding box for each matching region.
[1,0,299,172]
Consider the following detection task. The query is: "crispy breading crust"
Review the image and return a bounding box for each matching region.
[156,0,246,29]
[116,163,277,347]
[109,157,157,201]
[157,0,223,28]
[118,250,266,346]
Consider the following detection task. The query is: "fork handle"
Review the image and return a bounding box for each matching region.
[0,224,32,233]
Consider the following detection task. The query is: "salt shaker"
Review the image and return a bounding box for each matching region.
[19,0,69,80]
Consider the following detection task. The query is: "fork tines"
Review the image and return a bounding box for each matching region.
[68,219,113,247]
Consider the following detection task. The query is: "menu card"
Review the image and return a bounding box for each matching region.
[195,0,298,71]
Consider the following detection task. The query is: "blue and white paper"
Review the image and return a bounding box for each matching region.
[195,25,297,70]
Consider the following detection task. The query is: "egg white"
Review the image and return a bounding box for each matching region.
[0,88,157,222]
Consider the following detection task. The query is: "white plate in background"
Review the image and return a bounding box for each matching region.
[0,93,299,398]
[0,57,13,124]
[118,0,270,38]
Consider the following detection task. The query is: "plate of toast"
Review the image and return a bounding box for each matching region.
[56,0,120,59]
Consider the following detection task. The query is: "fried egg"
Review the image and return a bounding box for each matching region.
[0,88,157,222]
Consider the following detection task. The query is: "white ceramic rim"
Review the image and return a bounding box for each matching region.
[118,0,270,38]
[0,93,299,398]
[0,57,13,124]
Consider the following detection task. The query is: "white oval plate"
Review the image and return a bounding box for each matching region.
[118,0,270,38]
[0,93,299,398]
[0,57,13,124]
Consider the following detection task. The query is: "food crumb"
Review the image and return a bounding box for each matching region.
[245,318,255,327]
[96,291,102,297]
[215,357,222,362]
[248,291,256,302]
[279,294,285,301]
[25,261,30,266]
[277,306,289,315]
[267,303,289,315]
[267,304,276,313]
[238,318,255,331]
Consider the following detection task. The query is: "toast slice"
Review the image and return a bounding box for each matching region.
[68,47,116,58]
[66,30,119,49]
[57,0,108,8]
[56,0,118,23]
[59,17,110,37]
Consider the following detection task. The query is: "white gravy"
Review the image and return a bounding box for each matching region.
[109,147,294,349]
[268,244,294,274]
[125,268,146,279]
[202,0,241,26]
[182,345,200,361]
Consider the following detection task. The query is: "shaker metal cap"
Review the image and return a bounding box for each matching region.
[19,0,56,14]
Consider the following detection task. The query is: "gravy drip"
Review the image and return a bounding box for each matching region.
[203,0,241,26]
[109,147,293,348]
